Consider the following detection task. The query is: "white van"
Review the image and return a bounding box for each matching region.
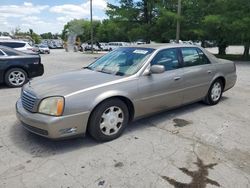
[108,42,129,51]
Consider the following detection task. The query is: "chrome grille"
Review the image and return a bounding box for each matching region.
[21,91,37,112]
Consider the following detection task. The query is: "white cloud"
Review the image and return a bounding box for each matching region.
[93,15,106,20]
[23,2,33,6]
[21,16,45,24]
[50,0,107,20]
[0,1,107,34]
[0,2,49,18]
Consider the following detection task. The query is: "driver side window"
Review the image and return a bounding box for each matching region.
[151,48,179,71]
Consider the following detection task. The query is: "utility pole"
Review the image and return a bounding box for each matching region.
[90,0,93,53]
[176,0,181,43]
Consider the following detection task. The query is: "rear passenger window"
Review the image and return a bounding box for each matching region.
[197,48,211,64]
[2,49,19,56]
[151,48,179,71]
[181,48,210,67]
[0,42,25,48]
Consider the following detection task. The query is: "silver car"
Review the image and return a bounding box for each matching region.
[16,44,237,141]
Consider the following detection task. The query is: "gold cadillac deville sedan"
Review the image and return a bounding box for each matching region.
[16,44,237,141]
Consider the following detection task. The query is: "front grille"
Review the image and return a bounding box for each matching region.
[21,90,37,112]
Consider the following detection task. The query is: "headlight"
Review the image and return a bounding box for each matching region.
[38,97,64,116]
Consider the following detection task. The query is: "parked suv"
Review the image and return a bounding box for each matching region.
[0,40,37,54]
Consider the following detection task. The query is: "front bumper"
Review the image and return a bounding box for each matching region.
[16,99,90,139]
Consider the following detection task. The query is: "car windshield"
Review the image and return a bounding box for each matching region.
[87,47,155,76]
[39,45,47,48]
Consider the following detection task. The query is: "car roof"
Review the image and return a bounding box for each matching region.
[128,43,199,50]
[0,45,32,56]
[0,40,27,43]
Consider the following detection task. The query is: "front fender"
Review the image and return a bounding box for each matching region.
[64,78,138,116]
[92,90,131,108]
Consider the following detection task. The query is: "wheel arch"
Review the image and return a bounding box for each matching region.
[4,66,29,79]
[212,76,226,90]
[89,95,135,123]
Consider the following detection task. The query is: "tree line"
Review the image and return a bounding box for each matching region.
[62,0,250,57]
[1,0,249,57]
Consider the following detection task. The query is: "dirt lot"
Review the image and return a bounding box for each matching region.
[0,50,249,188]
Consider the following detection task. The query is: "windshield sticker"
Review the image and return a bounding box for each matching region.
[133,50,148,54]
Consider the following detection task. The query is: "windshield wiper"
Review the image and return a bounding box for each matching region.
[84,66,92,70]
[115,72,125,76]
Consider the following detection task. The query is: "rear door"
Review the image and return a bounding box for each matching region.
[180,47,215,104]
[0,49,7,82]
[137,48,185,116]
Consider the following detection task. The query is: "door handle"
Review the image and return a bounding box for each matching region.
[174,76,181,81]
[207,70,212,74]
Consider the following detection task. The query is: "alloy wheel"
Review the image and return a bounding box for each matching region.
[99,106,124,136]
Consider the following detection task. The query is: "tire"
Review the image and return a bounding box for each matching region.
[88,98,129,142]
[5,68,28,88]
[204,79,223,105]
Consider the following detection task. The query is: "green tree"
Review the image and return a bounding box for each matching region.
[40,32,53,39]
[225,0,250,57]
[62,19,101,43]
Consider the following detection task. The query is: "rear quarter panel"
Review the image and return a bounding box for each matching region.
[212,59,237,91]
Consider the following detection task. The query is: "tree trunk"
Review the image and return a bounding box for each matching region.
[218,45,226,55]
[143,0,149,24]
[243,43,250,58]
[201,40,205,48]
[218,39,227,55]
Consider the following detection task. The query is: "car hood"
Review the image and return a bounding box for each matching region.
[23,69,122,98]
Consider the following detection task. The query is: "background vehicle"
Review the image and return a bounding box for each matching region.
[0,40,37,54]
[16,44,236,141]
[37,44,50,54]
[136,39,147,45]
[84,42,102,51]
[108,42,129,51]
[100,43,110,51]
[0,45,44,87]
[0,36,12,40]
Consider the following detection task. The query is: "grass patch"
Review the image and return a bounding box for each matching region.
[215,54,250,61]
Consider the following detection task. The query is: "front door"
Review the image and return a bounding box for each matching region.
[136,48,184,116]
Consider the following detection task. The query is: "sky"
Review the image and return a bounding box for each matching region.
[0,0,116,34]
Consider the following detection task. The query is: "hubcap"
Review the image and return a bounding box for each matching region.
[8,71,25,86]
[211,82,222,102]
[100,106,124,136]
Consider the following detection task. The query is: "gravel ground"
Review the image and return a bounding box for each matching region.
[0,49,249,188]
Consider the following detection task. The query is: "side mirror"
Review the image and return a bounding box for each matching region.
[150,65,165,74]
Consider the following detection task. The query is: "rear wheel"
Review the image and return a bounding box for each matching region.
[88,99,129,142]
[204,79,223,105]
[5,68,28,87]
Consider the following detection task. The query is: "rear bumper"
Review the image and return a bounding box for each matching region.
[29,64,44,78]
[16,99,90,139]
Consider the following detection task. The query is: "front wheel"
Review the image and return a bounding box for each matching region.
[88,99,129,142]
[204,79,223,105]
[5,68,28,87]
